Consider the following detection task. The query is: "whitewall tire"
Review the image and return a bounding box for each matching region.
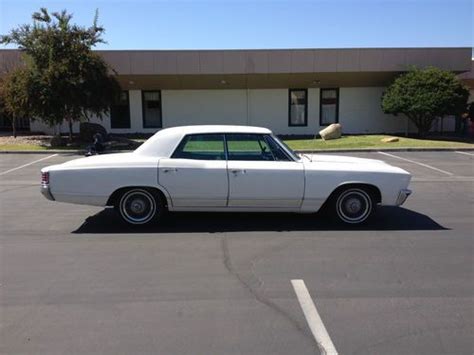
[333,188,374,224]
[118,188,162,225]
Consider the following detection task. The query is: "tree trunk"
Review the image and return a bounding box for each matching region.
[418,127,427,138]
[11,117,16,138]
[412,115,433,138]
[416,123,425,138]
[68,117,73,142]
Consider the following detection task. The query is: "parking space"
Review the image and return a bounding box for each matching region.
[0,151,473,354]
[323,151,473,179]
[379,151,473,178]
[0,154,71,187]
[0,153,57,172]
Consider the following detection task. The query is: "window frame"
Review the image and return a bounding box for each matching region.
[142,90,162,129]
[263,135,295,161]
[171,133,227,160]
[225,133,275,162]
[288,88,308,127]
[110,90,131,129]
[171,133,298,162]
[319,88,339,126]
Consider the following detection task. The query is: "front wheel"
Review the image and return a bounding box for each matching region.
[332,187,375,225]
[117,188,163,225]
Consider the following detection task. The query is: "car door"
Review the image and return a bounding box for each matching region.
[158,134,228,207]
[226,134,304,208]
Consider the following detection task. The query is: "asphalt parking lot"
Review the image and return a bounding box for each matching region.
[0,151,473,355]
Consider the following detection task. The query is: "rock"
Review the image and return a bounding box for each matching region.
[319,123,342,140]
[79,122,107,142]
[381,137,399,143]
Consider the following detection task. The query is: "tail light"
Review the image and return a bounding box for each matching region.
[41,171,49,185]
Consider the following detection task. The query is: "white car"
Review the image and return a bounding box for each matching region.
[41,125,412,225]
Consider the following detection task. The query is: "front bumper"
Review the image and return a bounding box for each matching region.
[396,188,412,206]
[41,185,55,201]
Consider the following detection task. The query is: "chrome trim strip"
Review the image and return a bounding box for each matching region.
[396,188,412,206]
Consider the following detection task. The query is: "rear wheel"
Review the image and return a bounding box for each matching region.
[332,187,375,225]
[117,188,163,225]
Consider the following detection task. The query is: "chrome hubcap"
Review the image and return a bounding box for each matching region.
[345,198,362,214]
[119,189,156,224]
[336,189,372,224]
[130,199,146,214]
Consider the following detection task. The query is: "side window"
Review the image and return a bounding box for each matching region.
[142,91,162,128]
[320,88,339,126]
[289,89,308,126]
[172,134,225,160]
[226,134,274,161]
[110,91,131,129]
[264,135,291,161]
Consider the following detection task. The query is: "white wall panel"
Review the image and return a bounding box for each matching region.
[29,87,423,136]
[247,88,320,135]
[162,90,248,127]
[339,87,414,134]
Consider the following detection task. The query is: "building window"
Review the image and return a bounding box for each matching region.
[110,91,130,129]
[142,91,162,128]
[288,89,307,126]
[320,88,339,126]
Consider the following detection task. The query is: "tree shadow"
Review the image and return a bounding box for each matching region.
[72,206,447,234]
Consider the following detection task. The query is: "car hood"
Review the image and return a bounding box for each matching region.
[304,154,387,165]
[302,154,410,175]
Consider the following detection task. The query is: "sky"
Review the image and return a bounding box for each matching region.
[0,0,472,51]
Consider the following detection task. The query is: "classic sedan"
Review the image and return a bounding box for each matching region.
[41,125,412,225]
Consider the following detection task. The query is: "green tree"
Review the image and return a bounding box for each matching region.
[0,8,120,141]
[467,102,474,119]
[0,79,9,136]
[382,66,469,137]
[1,69,35,138]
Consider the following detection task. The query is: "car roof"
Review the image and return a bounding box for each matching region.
[159,125,272,134]
[134,125,273,157]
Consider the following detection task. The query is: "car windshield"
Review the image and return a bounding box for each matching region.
[270,135,301,161]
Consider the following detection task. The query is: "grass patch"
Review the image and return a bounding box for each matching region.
[0,144,49,151]
[0,144,84,151]
[285,135,474,150]
[1,134,472,151]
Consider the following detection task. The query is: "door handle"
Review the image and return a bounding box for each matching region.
[162,168,178,173]
[231,169,246,175]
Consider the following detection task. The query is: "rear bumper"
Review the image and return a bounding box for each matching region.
[396,189,412,206]
[41,185,55,201]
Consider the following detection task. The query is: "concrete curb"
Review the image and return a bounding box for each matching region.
[0,149,123,154]
[0,147,473,154]
[0,150,80,154]
[295,147,474,153]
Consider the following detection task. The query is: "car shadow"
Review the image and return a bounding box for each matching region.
[72,206,447,234]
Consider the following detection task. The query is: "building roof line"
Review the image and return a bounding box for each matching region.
[1,47,472,53]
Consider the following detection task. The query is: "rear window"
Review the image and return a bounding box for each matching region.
[171,134,225,160]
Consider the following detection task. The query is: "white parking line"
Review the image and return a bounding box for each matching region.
[377,151,453,176]
[291,279,338,355]
[455,151,474,157]
[0,154,58,176]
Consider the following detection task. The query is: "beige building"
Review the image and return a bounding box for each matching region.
[0,47,472,135]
